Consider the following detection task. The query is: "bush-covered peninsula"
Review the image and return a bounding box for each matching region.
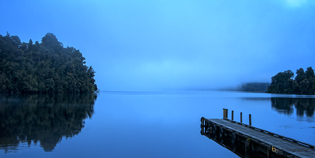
[267,67,315,95]
[239,82,270,93]
[0,33,97,93]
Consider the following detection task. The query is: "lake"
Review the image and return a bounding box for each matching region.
[0,91,315,158]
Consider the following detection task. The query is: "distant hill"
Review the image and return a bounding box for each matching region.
[238,82,270,93]
[215,82,270,93]
[190,82,270,93]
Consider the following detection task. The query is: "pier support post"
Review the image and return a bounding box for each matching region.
[249,114,252,126]
[223,109,225,118]
[240,112,242,123]
[223,109,228,119]
[266,146,271,158]
[245,138,252,158]
[232,110,234,121]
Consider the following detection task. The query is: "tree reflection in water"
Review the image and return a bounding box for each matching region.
[0,93,97,153]
[271,98,315,117]
[241,97,315,118]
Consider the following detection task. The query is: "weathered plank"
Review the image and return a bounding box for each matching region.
[208,119,315,158]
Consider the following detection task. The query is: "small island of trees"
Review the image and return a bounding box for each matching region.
[0,33,97,93]
[267,67,315,95]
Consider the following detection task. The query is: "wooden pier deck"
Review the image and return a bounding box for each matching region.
[201,115,315,158]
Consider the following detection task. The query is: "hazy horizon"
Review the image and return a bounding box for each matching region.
[1,0,315,91]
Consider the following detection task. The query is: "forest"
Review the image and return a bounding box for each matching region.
[239,82,270,92]
[267,67,315,94]
[0,33,97,93]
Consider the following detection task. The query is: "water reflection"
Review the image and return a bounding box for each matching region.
[241,97,315,118]
[0,93,97,153]
[271,98,315,117]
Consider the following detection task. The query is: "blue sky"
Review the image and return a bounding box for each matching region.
[1,0,315,91]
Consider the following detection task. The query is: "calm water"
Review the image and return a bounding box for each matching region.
[0,91,315,158]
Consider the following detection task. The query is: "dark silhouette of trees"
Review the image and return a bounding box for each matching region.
[267,67,315,95]
[267,70,295,94]
[240,82,270,92]
[0,33,98,93]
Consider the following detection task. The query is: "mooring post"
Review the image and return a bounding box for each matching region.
[223,108,228,119]
[249,114,252,126]
[223,109,225,118]
[240,112,242,123]
[232,110,234,121]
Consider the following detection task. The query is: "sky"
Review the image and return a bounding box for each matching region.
[1,0,315,91]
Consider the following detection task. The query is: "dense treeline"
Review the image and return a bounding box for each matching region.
[240,82,270,92]
[267,67,315,94]
[0,33,97,93]
[218,82,270,92]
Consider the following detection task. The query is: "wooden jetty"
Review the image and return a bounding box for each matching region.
[200,109,315,158]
